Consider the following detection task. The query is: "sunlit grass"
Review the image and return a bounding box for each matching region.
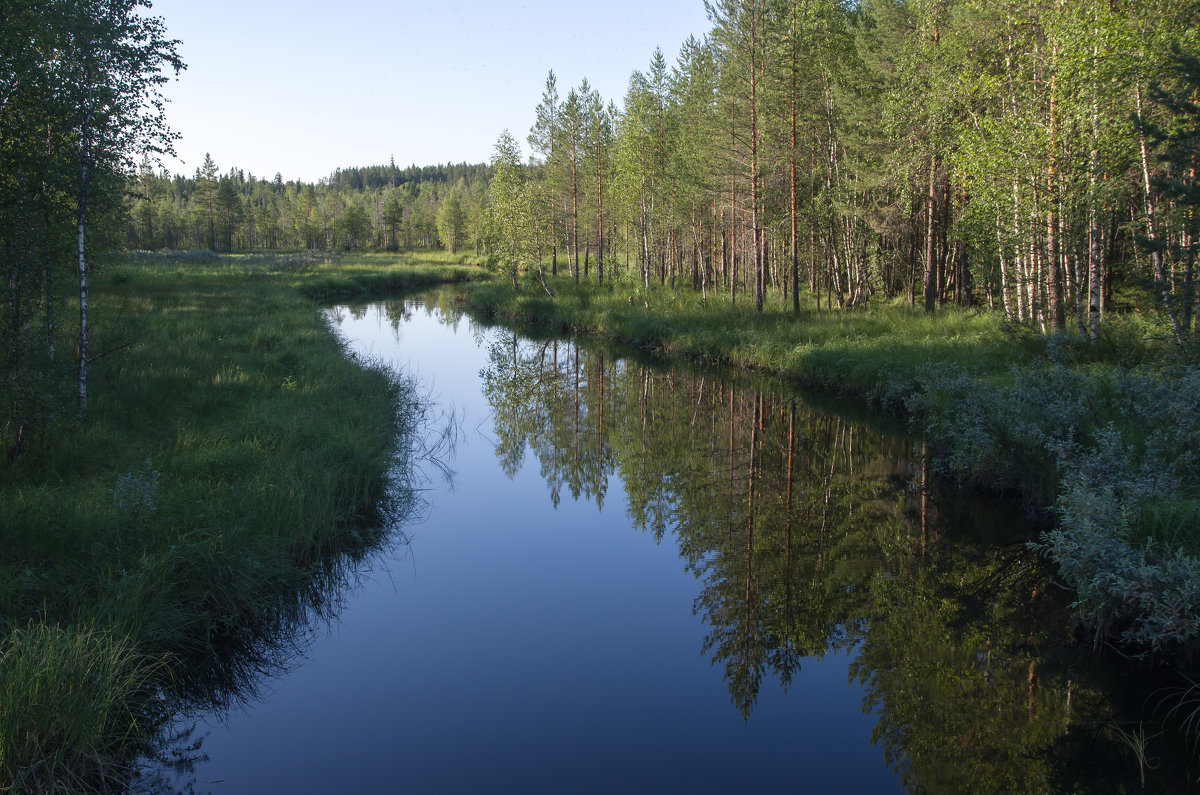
[0,623,165,793]
[463,272,1034,402]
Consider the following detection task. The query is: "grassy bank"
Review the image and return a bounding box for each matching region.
[461,272,1200,659]
[0,251,479,790]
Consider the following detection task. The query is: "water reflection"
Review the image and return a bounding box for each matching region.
[470,317,1186,792]
[138,400,441,791]
[154,293,1197,793]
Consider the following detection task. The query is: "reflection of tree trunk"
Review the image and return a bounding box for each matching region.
[1027,659,1037,723]
[784,400,795,645]
[744,393,761,663]
[640,368,648,454]
[728,385,736,546]
[921,441,930,556]
[820,422,834,549]
[552,342,560,492]
[1065,678,1073,730]
[573,343,580,482]
[847,426,854,520]
[690,377,705,430]
[597,355,605,459]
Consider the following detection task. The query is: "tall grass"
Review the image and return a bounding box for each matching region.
[0,624,164,793]
[0,251,462,788]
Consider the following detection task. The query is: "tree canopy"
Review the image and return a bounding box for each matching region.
[3,0,183,448]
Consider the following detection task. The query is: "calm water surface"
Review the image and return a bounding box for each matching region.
[162,294,1145,793]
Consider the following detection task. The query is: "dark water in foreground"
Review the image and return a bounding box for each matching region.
[155,293,1178,793]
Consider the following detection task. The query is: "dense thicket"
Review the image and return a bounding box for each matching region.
[475,0,1200,339]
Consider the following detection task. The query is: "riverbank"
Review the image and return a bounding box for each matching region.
[0,252,480,790]
[460,273,1200,660]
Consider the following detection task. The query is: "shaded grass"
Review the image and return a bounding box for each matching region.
[0,251,470,788]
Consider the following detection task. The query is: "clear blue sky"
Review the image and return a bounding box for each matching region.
[149,0,713,183]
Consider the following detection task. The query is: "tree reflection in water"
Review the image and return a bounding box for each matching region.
[478,326,1189,793]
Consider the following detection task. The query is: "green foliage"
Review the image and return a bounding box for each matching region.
[435,191,466,253]
[483,132,533,288]
[1033,421,1200,656]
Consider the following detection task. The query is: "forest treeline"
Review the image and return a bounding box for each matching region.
[486,0,1200,340]
[126,157,490,254]
[139,0,1200,342]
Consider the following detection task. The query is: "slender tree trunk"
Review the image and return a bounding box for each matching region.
[535,244,554,297]
[1046,28,1064,331]
[1136,81,1182,342]
[596,126,604,287]
[790,5,800,313]
[997,214,1014,320]
[751,14,764,314]
[924,155,938,313]
[571,152,579,283]
[730,170,737,304]
[1073,243,1086,334]
[640,175,651,291]
[76,86,96,421]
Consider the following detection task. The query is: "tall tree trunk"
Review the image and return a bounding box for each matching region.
[595,125,605,287]
[76,85,95,421]
[1136,81,1182,342]
[750,0,764,313]
[923,155,938,313]
[730,170,737,304]
[789,2,800,313]
[571,153,580,283]
[1046,26,1064,331]
[997,214,1014,320]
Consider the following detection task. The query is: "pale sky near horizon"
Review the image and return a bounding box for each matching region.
[148,0,713,183]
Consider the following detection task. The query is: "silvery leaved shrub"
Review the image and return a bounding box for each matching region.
[111,459,160,522]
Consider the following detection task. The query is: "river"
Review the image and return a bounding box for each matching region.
[153,291,1171,793]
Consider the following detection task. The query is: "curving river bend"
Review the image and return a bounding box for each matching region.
[155,292,1163,793]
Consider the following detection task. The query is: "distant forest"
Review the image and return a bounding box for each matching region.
[126,159,490,254]
[126,0,1200,338]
